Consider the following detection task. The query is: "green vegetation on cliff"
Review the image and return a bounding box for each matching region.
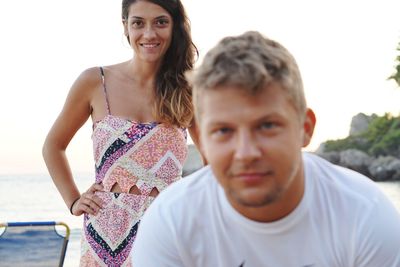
[325,113,400,157]
[389,42,400,87]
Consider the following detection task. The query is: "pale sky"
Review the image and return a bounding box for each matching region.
[0,0,399,174]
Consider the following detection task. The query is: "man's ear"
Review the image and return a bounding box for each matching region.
[302,108,316,147]
[188,120,208,165]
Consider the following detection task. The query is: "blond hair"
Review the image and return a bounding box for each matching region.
[190,31,306,120]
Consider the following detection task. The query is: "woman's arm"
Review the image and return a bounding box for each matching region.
[42,68,103,215]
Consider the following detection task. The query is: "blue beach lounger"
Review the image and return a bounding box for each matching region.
[0,221,70,267]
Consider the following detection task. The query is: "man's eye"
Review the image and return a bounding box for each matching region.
[260,122,276,130]
[215,127,232,135]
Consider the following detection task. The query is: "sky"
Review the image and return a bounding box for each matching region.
[0,0,399,174]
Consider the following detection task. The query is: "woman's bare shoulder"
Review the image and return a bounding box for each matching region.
[98,62,129,76]
[67,67,104,98]
[73,62,129,95]
[76,67,103,86]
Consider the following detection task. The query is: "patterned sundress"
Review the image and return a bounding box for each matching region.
[79,67,188,266]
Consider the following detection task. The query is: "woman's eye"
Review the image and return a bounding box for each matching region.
[131,21,143,28]
[156,19,170,26]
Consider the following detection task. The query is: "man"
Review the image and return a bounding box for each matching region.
[132,31,400,266]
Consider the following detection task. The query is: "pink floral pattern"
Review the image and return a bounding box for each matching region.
[80,115,187,266]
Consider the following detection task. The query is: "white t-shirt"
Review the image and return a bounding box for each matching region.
[132,153,400,267]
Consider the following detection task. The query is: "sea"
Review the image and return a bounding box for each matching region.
[0,174,399,267]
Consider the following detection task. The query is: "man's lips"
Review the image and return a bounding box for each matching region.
[232,171,273,184]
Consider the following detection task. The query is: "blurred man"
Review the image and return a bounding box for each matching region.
[132,31,400,267]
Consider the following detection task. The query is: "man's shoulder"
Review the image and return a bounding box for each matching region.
[305,152,372,188]
[303,152,390,210]
[177,165,215,190]
[304,152,400,238]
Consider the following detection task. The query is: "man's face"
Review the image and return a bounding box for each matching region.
[197,83,315,221]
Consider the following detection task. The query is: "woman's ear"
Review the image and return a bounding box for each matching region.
[302,108,316,147]
[122,19,128,37]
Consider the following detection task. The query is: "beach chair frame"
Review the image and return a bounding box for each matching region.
[0,221,70,267]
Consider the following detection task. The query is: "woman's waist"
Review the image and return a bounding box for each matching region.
[96,174,182,194]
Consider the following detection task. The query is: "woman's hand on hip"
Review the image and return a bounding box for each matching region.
[71,183,104,216]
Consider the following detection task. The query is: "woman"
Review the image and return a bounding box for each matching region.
[42,0,199,265]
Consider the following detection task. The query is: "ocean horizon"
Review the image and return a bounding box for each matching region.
[1,173,399,267]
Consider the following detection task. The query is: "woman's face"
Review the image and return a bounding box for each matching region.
[124,1,173,64]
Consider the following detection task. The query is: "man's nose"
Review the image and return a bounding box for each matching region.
[233,131,262,162]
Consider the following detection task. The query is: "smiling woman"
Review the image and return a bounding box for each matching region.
[41,0,199,266]
[122,1,173,63]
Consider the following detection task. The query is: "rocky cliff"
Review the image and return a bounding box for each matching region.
[316,113,400,181]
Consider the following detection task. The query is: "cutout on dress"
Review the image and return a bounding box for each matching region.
[148,187,159,197]
[110,182,159,197]
[110,183,124,193]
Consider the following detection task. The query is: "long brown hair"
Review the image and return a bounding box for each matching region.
[122,0,198,127]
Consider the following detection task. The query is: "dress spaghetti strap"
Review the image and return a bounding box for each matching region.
[99,67,111,115]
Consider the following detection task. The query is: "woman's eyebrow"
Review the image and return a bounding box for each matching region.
[129,15,170,20]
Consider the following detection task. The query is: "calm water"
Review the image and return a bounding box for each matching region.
[0,174,399,267]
